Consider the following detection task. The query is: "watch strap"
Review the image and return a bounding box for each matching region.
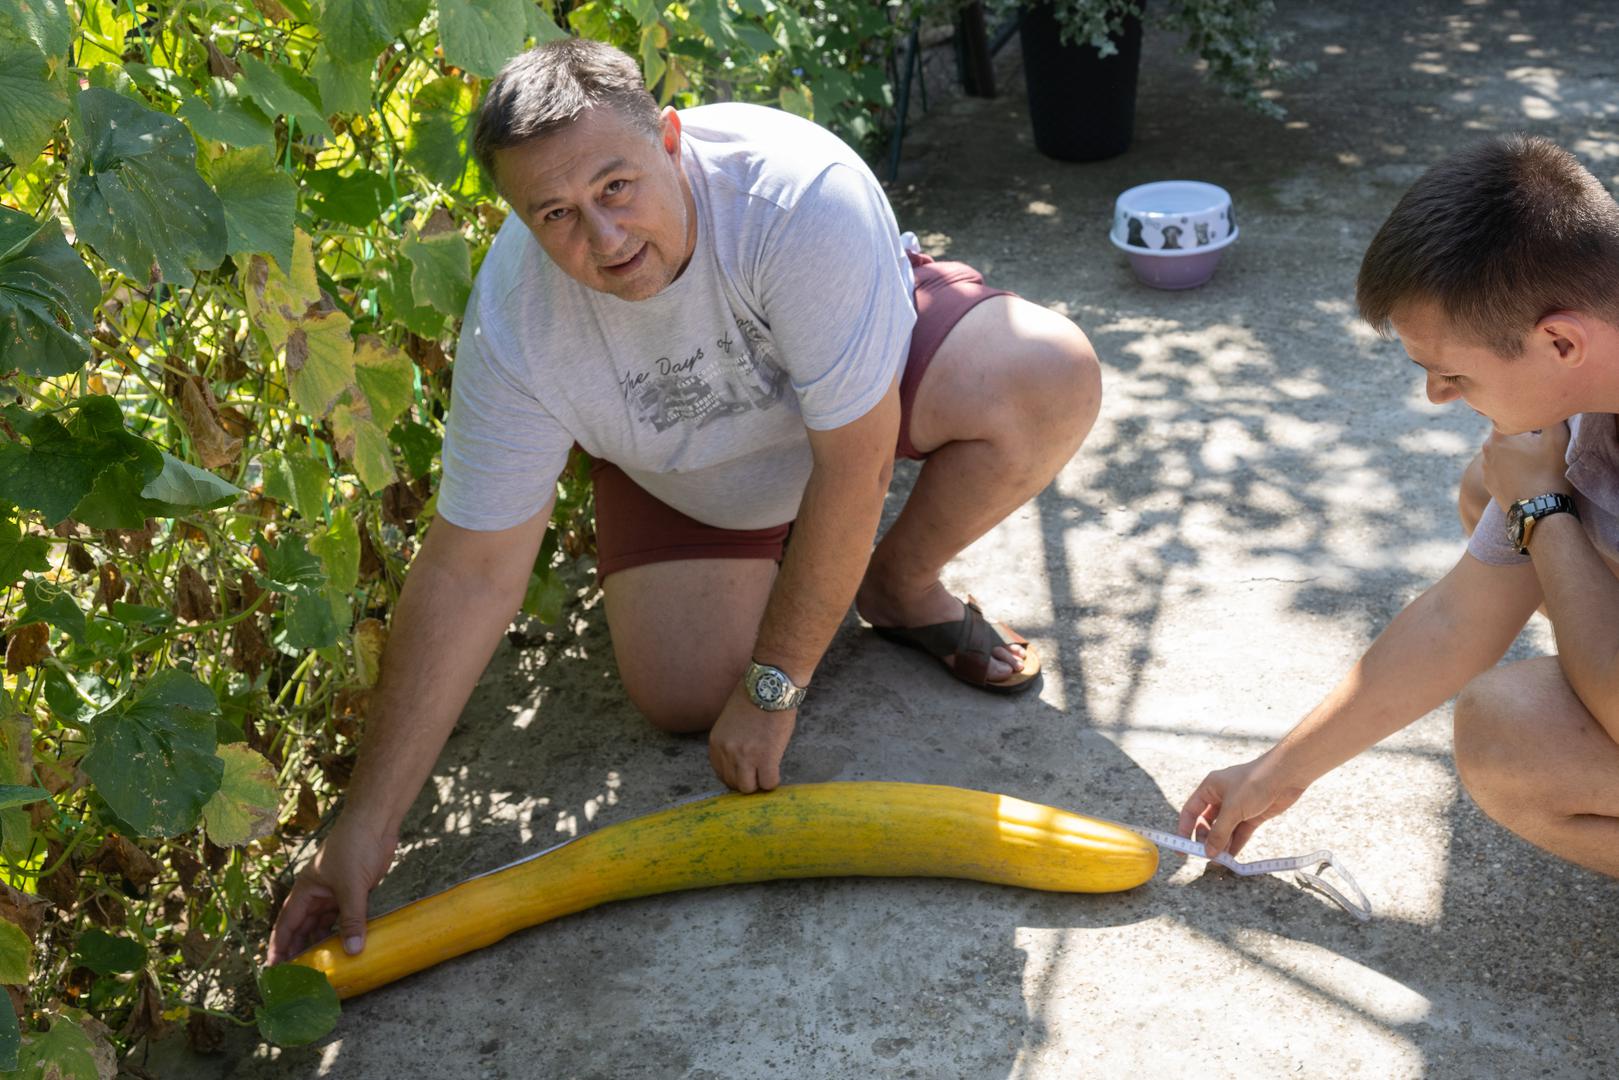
[1508,492,1578,555]
[743,661,806,711]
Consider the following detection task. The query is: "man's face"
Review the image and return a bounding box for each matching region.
[1389,298,1582,434]
[494,105,696,302]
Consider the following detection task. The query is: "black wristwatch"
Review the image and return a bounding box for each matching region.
[1505,492,1578,555]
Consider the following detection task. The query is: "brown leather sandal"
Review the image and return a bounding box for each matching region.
[870,595,1042,694]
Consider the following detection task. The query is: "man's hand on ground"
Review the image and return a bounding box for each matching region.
[1177,755,1308,860]
[707,686,796,793]
[266,815,399,965]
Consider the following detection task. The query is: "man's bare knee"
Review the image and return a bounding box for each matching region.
[623,675,731,734]
[998,319,1102,458]
[1453,673,1515,806]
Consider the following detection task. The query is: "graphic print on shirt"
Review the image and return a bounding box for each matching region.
[622,316,789,433]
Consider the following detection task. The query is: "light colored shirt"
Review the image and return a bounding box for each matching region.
[437,102,917,532]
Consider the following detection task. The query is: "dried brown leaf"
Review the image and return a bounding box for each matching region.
[317,752,354,789]
[187,1010,226,1055]
[66,543,95,574]
[0,883,48,939]
[85,890,127,927]
[118,971,171,1042]
[476,205,507,232]
[177,377,243,470]
[422,206,456,236]
[404,333,447,375]
[218,405,253,440]
[170,847,204,890]
[106,520,157,554]
[95,562,124,609]
[205,39,240,78]
[175,564,217,624]
[287,783,322,834]
[5,622,50,673]
[332,687,371,743]
[380,479,423,528]
[220,332,249,382]
[358,523,383,581]
[230,616,273,679]
[36,758,75,796]
[89,834,160,894]
[179,926,213,968]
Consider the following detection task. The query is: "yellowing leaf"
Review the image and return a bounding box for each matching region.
[284,309,355,419]
[330,400,394,493]
[0,916,29,984]
[308,504,359,593]
[201,744,278,846]
[244,229,320,349]
[353,334,414,429]
[353,617,386,687]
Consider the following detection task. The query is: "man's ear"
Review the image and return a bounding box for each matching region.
[1536,312,1588,367]
[660,107,682,157]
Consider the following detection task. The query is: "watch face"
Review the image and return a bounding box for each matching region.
[1507,516,1524,548]
[755,670,786,704]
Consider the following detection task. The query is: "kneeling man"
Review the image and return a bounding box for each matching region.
[269,39,1101,962]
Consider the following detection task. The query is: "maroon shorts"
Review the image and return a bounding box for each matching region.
[593,252,1014,581]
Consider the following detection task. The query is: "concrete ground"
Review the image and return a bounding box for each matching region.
[192,2,1619,1076]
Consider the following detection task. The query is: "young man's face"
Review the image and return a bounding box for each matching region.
[495,105,696,302]
[1388,299,1583,435]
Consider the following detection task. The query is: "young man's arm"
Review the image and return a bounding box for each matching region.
[704,378,899,792]
[1179,552,1541,857]
[1521,514,1619,733]
[1480,423,1619,738]
[266,503,552,963]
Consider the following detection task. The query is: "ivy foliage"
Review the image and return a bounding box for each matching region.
[0,0,905,1070]
[1039,0,1307,116]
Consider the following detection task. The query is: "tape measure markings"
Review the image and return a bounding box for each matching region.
[1129,825,1373,922]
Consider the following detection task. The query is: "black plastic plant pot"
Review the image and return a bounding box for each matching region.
[1019,3,1144,162]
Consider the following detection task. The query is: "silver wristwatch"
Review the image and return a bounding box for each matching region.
[742,661,806,711]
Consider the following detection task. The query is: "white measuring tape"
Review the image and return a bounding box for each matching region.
[1129,825,1373,922]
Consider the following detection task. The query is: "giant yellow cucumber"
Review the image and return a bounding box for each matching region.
[294,781,1158,998]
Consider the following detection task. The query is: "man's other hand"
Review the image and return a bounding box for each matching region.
[707,686,796,793]
[266,815,399,965]
[1177,755,1307,860]
[1481,421,1572,508]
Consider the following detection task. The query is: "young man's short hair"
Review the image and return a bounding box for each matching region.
[472,39,662,187]
[1358,134,1619,355]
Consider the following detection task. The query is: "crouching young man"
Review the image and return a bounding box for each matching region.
[1180,134,1619,876]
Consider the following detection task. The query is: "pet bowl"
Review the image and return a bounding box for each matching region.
[1109,180,1238,290]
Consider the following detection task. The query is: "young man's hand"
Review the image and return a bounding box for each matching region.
[1177,754,1309,859]
[1481,421,1572,507]
[266,815,399,965]
[707,685,796,793]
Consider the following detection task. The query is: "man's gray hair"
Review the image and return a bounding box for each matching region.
[472,39,662,185]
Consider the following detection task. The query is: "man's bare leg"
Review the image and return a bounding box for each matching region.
[854,296,1102,683]
[603,558,776,731]
[1453,655,1619,877]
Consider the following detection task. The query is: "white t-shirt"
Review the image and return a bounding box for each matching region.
[437,102,917,532]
